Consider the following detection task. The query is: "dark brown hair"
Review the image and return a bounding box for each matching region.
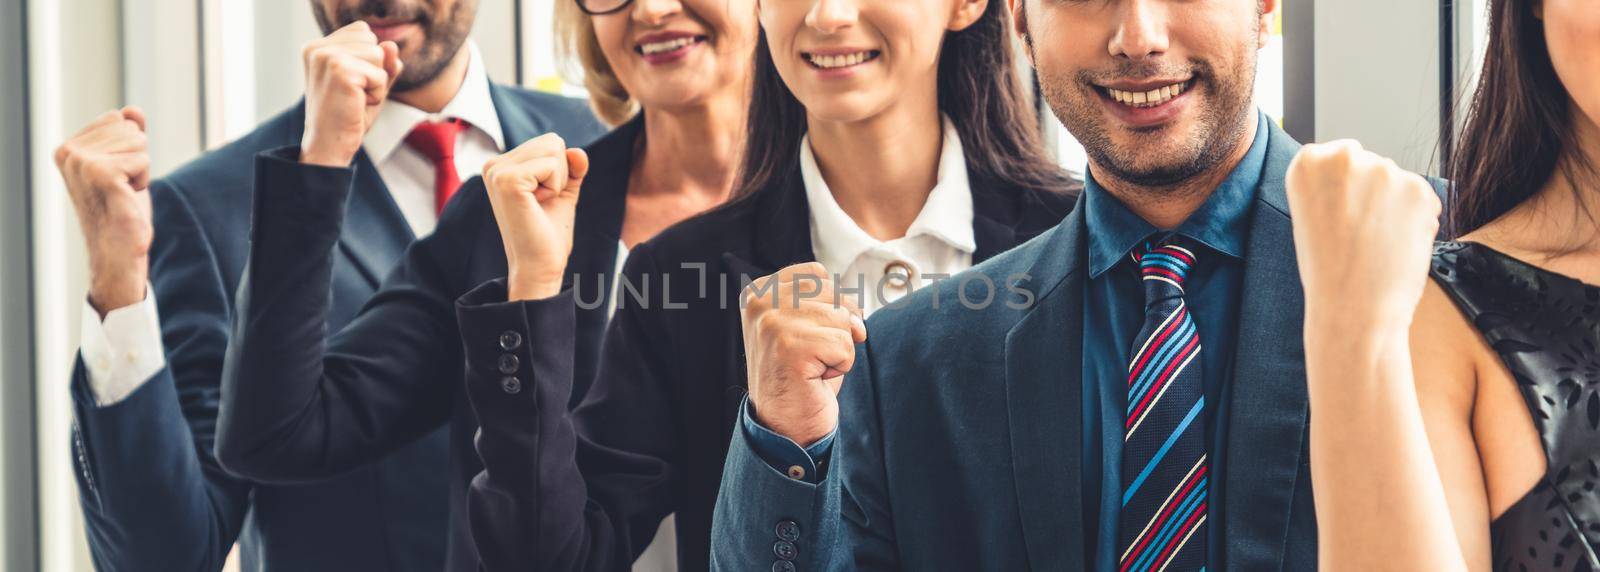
[1446,0,1598,237]
[733,0,1077,199]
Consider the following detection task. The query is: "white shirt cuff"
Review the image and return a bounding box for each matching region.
[79,288,167,406]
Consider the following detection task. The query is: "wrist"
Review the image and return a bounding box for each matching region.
[87,261,148,318]
[754,408,833,449]
[299,134,359,168]
[507,263,565,302]
[1304,308,1407,358]
[507,277,562,302]
[300,148,354,168]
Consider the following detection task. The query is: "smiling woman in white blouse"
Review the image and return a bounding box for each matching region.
[456,0,1081,569]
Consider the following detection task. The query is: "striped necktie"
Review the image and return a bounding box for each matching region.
[1117,237,1209,572]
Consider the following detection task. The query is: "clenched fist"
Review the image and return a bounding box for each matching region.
[1286,140,1441,338]
[741,263,869,447]
[484,133,589,301]
[300,21,403,167]
[54,106,153,316]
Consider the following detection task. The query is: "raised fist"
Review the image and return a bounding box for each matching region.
[1286,139,1442,336]
[483,133,590,301]
[740,263,868,447]
[53,106,153,316]
[299,21,403,167]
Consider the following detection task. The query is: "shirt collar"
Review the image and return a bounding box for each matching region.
[800,116,977,272]
[1084,111,1271,278]
[362,42,506,164]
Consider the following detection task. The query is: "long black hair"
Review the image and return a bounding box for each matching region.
[1446,0,1598,237]
[733,0,1077,199]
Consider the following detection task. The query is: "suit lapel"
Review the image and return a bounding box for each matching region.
[968,171,1021,261]
[719,171,817,403]
[1223,123,1310,570]
[1004,200,1089,570]
[337,150,416,286]
[488,81,543,147]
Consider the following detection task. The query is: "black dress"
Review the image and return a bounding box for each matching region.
[1431,241,1600,572]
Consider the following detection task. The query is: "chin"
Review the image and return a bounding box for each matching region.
[634,87,710,112]
[794,91,887,125]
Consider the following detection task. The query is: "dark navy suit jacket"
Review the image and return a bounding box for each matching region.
[69,81,603,572]
[711,122,1324,570]
[213,116,631,571]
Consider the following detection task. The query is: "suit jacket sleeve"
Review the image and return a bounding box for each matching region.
[458,241,681,571]
[710,334,902,571]
[71,179,252,572]
[215,148,458,481]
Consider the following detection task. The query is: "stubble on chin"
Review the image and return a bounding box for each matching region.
[1037,62,1256,197]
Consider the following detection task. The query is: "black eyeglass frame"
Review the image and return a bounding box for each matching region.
[576,0,633,16]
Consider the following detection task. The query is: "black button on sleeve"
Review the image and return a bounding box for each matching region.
[775,520,801,542]
[498,330,523,351]
[771,561,796,572]
[496,353,520,374]
[500,376,522,395]
[773,540,797,561]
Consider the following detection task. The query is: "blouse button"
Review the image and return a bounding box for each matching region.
[883,260,913,290]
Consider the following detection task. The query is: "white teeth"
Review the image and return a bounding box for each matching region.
[640,37,697,55]
[1106,81,1188,108]
[807,51,875,69]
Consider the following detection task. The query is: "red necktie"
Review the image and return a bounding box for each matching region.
[404,117,469,214]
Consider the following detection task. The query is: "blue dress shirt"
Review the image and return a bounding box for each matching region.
[1080,115,1270,571]
[741,397,835,483]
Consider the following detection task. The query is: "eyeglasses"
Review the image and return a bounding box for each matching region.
[576,0,633,15]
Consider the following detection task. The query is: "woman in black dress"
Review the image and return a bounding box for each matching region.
[1287,0,1600,569]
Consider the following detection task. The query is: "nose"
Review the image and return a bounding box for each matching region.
[806,0,859,34]
[633,0,683,26]
[1108,0,1170,60]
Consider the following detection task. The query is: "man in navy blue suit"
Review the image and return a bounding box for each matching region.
[712,0,1439,569]
[51,2,603,570]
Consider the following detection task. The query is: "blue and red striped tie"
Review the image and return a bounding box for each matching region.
[1117,238,1208,572]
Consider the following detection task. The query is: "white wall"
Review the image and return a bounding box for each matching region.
[1312,0,1444,174]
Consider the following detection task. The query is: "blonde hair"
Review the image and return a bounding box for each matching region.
[554,1,639,126]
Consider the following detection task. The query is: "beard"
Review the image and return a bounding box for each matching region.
[313,0,476,91]
[1037,52,1258,190]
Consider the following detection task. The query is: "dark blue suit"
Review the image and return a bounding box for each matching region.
[712,121,1323,570]
[68,81,603,572]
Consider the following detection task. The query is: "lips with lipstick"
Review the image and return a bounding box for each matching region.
[635,34,707,61]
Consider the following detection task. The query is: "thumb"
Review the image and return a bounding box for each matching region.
[120,105,147,132]
[381,41,403,89]
[561,148,589,198]
[563,147,588,190]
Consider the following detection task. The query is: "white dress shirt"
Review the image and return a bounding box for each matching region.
[80,43,506,406]
[800,116,976,316]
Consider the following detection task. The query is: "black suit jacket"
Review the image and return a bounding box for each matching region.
[710,121,1327,571]
[216,117,635,571]
[453,163,1080,570]
[69,81,603,572]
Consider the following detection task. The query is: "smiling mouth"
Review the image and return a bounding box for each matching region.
[636,36,706,56]
[1099,81,1190,108]
[803,50,881,70]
